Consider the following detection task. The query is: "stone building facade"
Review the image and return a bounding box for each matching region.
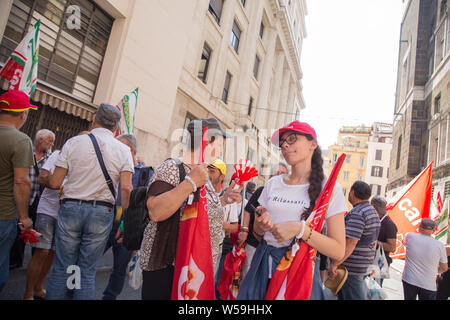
[0,0,308,185]
[387,0,450,200]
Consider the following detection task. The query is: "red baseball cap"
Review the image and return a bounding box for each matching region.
[0,90,38,112]
[271,120,317,145]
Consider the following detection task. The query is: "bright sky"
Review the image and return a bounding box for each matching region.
[301,0,406,150]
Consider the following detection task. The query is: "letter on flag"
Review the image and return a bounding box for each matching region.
[114,88,138,136]
[0,20,40,96]
[386,163,433,260]
[171,127,215,300]
[265,154,346,300]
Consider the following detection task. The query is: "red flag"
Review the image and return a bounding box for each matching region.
[265,154,346,300]
[437,192,443,213]
[386,163,433,260]
[217,243,247,300]
[171,128,215,300]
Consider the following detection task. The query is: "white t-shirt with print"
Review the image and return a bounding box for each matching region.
[258,175,348,248]
[37,151,62,219]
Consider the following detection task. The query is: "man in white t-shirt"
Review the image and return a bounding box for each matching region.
[402,218,448,300]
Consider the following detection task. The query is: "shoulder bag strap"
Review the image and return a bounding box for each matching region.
[88,133,116,199]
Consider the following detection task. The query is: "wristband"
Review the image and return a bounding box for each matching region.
[241,226,249,233]
[304,226,313,243]
[295,220,306,240]
[119,221,124,232]
[185,176,197,193]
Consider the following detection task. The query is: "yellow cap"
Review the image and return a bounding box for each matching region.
[211,159,226,175]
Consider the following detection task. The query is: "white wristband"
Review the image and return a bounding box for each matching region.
[295,220,306,240]
[185,176,197,193]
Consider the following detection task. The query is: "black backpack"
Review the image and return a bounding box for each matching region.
[122,160,185,251]
[122,166,154,251]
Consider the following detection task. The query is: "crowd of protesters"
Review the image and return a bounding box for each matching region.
[0,89,448,300]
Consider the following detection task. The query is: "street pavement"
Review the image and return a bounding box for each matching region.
[0,244,141,300]
[0,244,405,300]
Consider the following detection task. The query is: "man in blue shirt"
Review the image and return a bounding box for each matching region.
[102,134,152,300]
[328,181,380,300]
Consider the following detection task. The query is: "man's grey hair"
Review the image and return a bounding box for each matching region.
[117,134,137,155]
[270,162,288,176]
[371,195,387,215]
[34,129,55,146]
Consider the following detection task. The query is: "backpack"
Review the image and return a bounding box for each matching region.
[122,166,154,251]
[122,160,185,251]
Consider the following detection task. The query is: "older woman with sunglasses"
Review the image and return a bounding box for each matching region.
[237,121,348,300]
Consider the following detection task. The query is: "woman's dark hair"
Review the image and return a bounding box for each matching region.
[301,134,325,221]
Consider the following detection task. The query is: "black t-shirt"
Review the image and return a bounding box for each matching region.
[377,215,398,265]
[244,186,264,248]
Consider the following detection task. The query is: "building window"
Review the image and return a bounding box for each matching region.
[396,135,402,169]
[357,174,362,181]
[230,20,241,53]
[434,94,441,115]
[182,112,198,144]
[358,156,365,170]
[198,42,212,83]
[253,55,260,79]
[247,147,254,162]
[345,155,351,163]
[222,71,232,104]
[259,22,265,39]
[343,171,350,181]
[445,181,450,197]
[332,153,337,164]
[375,150,382,161]
[208,0,224,25]
[241,0,246,7]
[0,0,114,102]
[371,184,381,196]
[343,188,347,196]
[248,97,254,116]
[371,166,383,178]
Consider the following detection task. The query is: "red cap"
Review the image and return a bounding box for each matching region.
[271,121,317,145]
[0,90,38,112]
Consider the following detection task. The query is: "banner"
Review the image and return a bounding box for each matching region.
[171,127,215,300]
[434,195,448,245]
[386,163,433,260]
[115,88,138,136]
[0,20,40,96]
[265,153,346,300]
[437,192,443,213]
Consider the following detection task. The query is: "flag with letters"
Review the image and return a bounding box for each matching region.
[434,194,448,245]
[386,162,433,260]
[0,20,40,96]
[437,192,444,213]
[114,88,138,136]
[265,154,346,300]
[171,127,215,300]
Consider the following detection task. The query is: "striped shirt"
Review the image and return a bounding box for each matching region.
[343,201,381,275]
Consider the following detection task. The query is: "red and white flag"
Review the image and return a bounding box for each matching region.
[0,20,40,96]
[437,192,444,213]
[386,163,433,260]
[171,127,215,300]
[265,154,346,300]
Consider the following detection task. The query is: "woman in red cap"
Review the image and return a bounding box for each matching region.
[237,121,348,300]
